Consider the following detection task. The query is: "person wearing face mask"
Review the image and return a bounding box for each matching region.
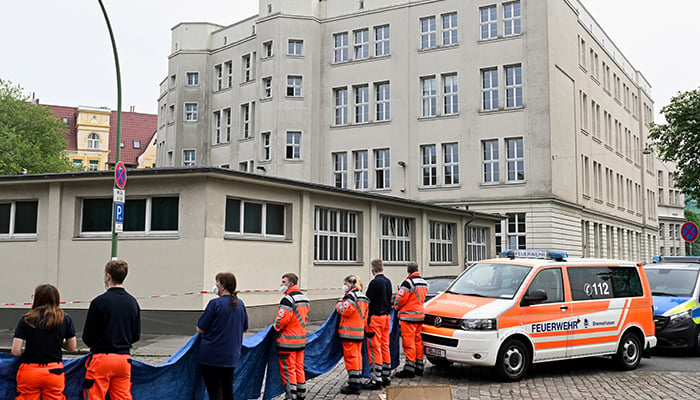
[336,275,369,395]
[196,272,249,400]
[273,273,310,400]
[363,259,393,389]
[82,260,141,400]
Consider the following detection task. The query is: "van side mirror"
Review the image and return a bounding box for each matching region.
[521,289,548,306]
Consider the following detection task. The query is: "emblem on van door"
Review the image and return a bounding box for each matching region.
[434,316,443,327]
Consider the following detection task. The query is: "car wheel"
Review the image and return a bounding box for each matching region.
[427,356,452,368]
[494,338,530,381]
[613,332,642,370]
[694,325,700,356]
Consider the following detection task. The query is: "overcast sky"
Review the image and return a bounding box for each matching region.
[1,0,697,122]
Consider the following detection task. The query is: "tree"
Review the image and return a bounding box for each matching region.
[649,88,700,202]
[0,79,71,175]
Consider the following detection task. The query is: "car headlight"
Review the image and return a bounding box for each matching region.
[460,318,497,331]
[668,310,692,326]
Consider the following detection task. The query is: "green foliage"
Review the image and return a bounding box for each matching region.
[684,209,700,256]
[649,88,700,202]
[0,79,71,175]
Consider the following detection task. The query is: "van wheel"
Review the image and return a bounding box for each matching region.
[694,325,700,356]
[613,333,641,370]
[427,356,452,368]
[495,339,530,381]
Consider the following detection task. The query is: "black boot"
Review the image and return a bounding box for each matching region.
[394,369,415,378]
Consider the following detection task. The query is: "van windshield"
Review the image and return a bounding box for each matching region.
[447,263,531,299]
[645,268,699,297]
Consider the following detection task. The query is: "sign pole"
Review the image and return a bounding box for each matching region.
[98,0,123,260]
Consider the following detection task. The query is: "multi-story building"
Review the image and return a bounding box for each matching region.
[49,105,157,170]
[655,157,686,256]
[156,0,659,261]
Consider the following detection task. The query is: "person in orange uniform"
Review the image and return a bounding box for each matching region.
[364,259,393,389]
[393,262,428,378]
[274,273,310,400]
[336,275,369,395]
[12,284,77,400]
[82,260,141,400]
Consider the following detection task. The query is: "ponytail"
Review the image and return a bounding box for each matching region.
[215,272,239,309]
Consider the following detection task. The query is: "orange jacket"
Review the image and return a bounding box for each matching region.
[274,284,310,350]
[393,272,428,323]
[336,289,368,341]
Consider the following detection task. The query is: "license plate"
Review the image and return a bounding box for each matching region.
[425,346,446,358]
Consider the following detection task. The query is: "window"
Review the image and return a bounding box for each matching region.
[241,103,251,139]
[334,32,349,63]
[186,72,199,86]
[225,198,285,237]
[443,142,459,185]
[286,131,301,160]
[0,200,38,236]
[213,110,221,144]
[528,268,564,303]
[506,137,524,181]
[507,212,526,249]
[133,140,141,149]
[505,64,523,108]
[242,55,252,82]
[503,1,521,36]
[185,103,198,121]
[314,207,358,262]
[183,150,196,166]
[263,77,272,98]
[88,160,99,171]
[354,28,369,60]
[334,87,348,125]
[214,64,223,91]
[443,73,458,114]
[353,150,369,189]
[263,41,273,58]
[568,266,643,300]
[288,39,303,55]
[375,148,390,189]
[261,132,271,161]
[380,215,412,262]
[420,16,436,49]
[481,68,498,111]
[354,85,369,123]
[482,139,499,183]
[239,161,250,172]
[420,76,437,117]
[376,82,390,121]
[375,25,390,56]
[421,144,437,186]
[430,221,454,263]
[333,152,348,188]
[480,5,497,40]
[81,197,178,234]
[72,159,83,169]
[287,75,302,97]
[87,133,100,149]
[466,226,487,263]
[223,108,231,142]
[442,12,458,46]
[225,61,233,88]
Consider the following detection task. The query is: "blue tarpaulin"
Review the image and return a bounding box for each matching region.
[0,310,402,400]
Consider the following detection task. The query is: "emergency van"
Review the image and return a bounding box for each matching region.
[422,249,656,381]
[644,256,700,354]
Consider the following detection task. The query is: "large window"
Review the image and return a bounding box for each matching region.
[186,72,199,86]
[288,39,303,55]
[420,16,437,49]
[442,12,458,46]
[241,103,251,139]
[421,145,437,186]
[314,207,358,262]
[354,85,369,123]
[223,108,231,142]
[503,1,521,37]
[0,200,38,236]
[443,74,458,114]
[213,111,221,144]
[286,131,301,160]
[421,76,437,117]
[506,137,524,181]
[568,266,643,300]
[334,88,348,125]
[505,64,523,108]
[225,198,285,237]
[81,197,178,234]
[375,148,390,189]
[183,150,196,166]
[261,132,271,161]
[429,221,454,263]
[185,103,198,121]
[481,68,498,111]
[507,212,526,249]
[376,82,390,121]
[443,142,459,185]
[467,226,488,264]
[333,152,348,188]
[353,150,369,189]
[87,133,100,149]
[480,5,497,40]
[286,76,302,97]
[334,32,349,63]
[381,215,412,262]
[375,25,390,56]
[354,29,369,60]
[482,139,499,183]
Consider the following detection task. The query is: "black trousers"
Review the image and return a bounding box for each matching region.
[199,364,235,400]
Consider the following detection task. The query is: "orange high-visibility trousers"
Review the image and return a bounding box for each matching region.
[366,315,391,367]
[399,321,423,363]
[83,353,132,400]
[278,350,306,399]
[16,362,65,400]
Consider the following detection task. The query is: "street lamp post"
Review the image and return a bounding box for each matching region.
[98,0,123,259]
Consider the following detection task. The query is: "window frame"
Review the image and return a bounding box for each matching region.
[503,1,522,37]
[420,16,437,50]
[287,39,303,56]
[443,73,459,115]
[375,82,391,121]
[334,87,349,126]
[354,85,369,124]
[80,196,179,237]
[353,150,369,190]
[314,207,359,263]
[480,5,497,40]
[374,25,390,56]
[420,76,437,117]
[286,131,302,160]
[225,197,287,239]
[286,75,303,97]
[421,144,437,187]
[481,68,499,111]
[506,137,524,182]
[183,149,196,166]
[430,220,455,264]
[333,152,348,188]
[186,72,199,86]
[505,64,523,108]
[184,102,198,121]
[353,28,369,60]
[441,12,458,46]
[374,148,391,189]
[380,214,413,263]
[0,200,38,238]
[333,32,349,63]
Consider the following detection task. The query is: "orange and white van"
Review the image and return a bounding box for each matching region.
[422,249,656,381]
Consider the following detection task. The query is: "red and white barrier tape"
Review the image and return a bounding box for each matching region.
[0,287,343,307]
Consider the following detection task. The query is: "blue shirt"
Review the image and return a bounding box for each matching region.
[196,295,248,368]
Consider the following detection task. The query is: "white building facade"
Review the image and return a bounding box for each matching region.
[156,0,660,261]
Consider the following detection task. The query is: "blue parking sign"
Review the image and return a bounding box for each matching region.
[115,202,124,224]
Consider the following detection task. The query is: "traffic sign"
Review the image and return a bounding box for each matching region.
[115,161,127,189]
[681,221,699,242]
[113,188,125,203]
[114,202,124,224]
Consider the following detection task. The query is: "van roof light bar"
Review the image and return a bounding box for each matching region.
[503,249,568,261]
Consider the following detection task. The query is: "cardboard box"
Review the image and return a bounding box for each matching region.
[386,385,453,400]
